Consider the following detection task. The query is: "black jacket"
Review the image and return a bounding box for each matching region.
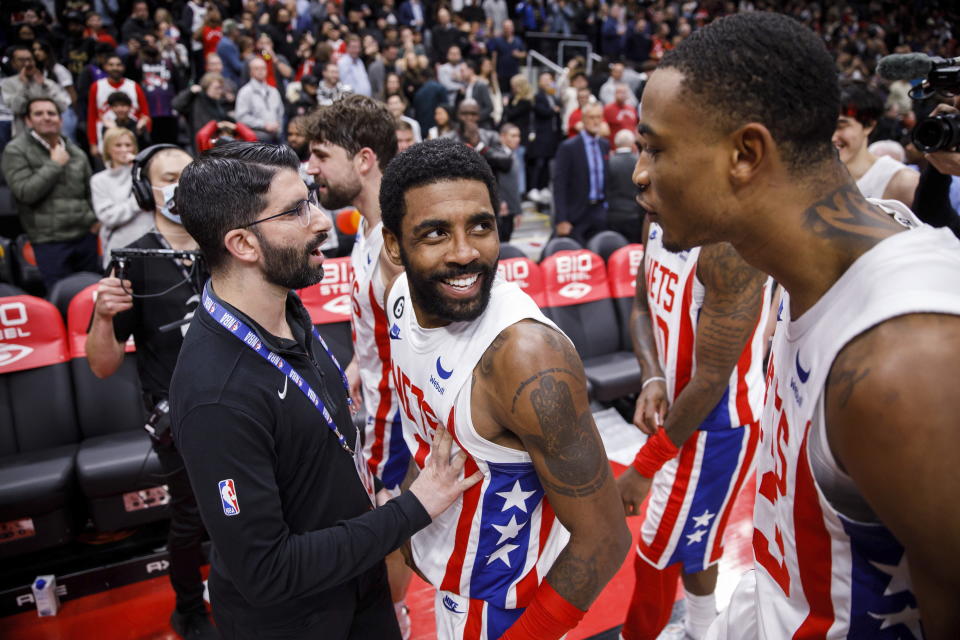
[170,285,430,626]
[553,133,610,224]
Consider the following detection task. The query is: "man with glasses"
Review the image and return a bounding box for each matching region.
[442,98,512,173]
[0,45,70,139]
[169,141,480,640]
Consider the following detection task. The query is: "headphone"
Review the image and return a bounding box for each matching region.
[131,144,182,211]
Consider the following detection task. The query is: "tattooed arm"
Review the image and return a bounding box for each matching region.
[619,242,767,513]
[826,314,960,639]
[630,214,668,435]
[472,321,630,613]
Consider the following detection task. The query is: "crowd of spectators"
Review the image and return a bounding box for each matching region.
[0,0,957,289]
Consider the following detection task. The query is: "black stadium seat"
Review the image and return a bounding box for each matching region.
[540,236,582,260]
[48,271,102,320]
[607,244,646,351]
[299,257,354,367]
[540,249,642,403]
[14,234,44,294]
[0,295,81,557]
[0,235,15,284]
[66,283,162,531]
[586,230,629,262]
[499,243,526,260]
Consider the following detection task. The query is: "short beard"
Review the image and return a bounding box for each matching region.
[256,229,326,291]
[400,246,498,324]
[318,174,362,210]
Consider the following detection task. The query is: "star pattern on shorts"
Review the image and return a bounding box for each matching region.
[867,605,922,637]
[686,528,707,545]
[691,509,716,529]
[870,554,912,597]
[496,480,535,513]
[487,543,520,568]
[492,515,525,545]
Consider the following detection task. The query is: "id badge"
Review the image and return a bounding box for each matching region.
[352,427,376,506]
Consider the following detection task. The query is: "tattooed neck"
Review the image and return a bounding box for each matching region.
[801,183,904,246]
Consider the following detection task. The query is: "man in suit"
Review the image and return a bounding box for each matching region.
[553,102,609,243]
[606,129,643,243]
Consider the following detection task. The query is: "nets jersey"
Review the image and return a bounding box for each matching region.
[644,223,771,428]
[350,219,409,489]
[386,274,570,609]
[720,208,960,638]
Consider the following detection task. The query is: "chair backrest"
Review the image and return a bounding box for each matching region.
[47,272,102,321]
[586,230,629,262]
[0,235,15,284]
[540,236,582,261]
[298,257,355,366]
[540,250,621,359]
[607,244,646,350]
[499,243,526,260]
[0,295,78,454]
[14,234,44,294]
[496,257,546,307]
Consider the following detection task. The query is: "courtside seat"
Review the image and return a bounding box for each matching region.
[14,234,43,294]
[0,235,15,284]
[299,256,354,368]
[586,230,629,262]
[499,243,526,260]
[607,244,646,350]
[540,250,642,402]
[48,271,102,320]
[496,256,547,307]
[67,283,163,531]
[540,236,581,261]
[0,295,80,557]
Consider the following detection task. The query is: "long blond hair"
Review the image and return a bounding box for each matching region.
[510,74,534,103]
[102,127,138,168]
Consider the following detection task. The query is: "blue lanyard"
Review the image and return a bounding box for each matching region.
[201,284,355,454]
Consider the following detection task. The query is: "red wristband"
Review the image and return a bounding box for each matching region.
[500,580,585,640]
[631,428,680,478]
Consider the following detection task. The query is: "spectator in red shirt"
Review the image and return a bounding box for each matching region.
[197,7,223,60]
[603,83,638,145]
[84,12,117,48]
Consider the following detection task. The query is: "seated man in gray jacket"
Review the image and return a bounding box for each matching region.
[441,99,511,174]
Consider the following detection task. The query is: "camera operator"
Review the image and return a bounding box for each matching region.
[84,144,217,640]
[911,97,960,238]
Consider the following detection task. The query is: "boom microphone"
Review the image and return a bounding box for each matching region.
[877,53,938,81]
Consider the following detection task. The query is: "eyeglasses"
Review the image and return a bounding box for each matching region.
[240,194,315,229]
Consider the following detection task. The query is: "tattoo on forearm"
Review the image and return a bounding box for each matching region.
[526,375,610,498]
[802,184,903,242]
[547,548,600,610]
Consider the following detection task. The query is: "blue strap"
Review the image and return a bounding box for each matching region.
[201,283,354,454]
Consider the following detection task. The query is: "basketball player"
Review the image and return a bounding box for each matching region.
[380,138,631,640]
[618,214,771,639]
[303,95,414,634]
[634,13,960,638]
[833,81,919,207]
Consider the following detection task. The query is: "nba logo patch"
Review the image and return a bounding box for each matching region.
[218,479,239,516]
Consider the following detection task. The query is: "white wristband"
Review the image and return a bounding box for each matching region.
[641,376,666,390]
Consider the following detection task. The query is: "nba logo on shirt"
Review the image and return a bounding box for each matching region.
[218,479,239,516]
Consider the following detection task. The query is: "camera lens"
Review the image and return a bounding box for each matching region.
[913,113,960,153]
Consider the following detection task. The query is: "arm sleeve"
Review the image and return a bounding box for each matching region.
[176,403,432,607]
[134,83,152,123]
[0,144,65,205]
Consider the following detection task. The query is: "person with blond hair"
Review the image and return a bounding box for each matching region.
[504,73,534,197]
[90,127,152,266]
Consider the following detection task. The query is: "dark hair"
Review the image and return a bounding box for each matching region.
[659,12,839,173]
[24,96,61,117]
[94,42,116,56]
[107,91,133,106]
[175,142,300,272]
[838,80,883,127]
[380,138,499,238]
[303,94,398,171]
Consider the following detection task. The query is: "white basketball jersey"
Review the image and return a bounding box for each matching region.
[350,219,406,487]
[644,223,771,428]
[732,211,960,637]
[855,155,913,200]
[386,274,570,608]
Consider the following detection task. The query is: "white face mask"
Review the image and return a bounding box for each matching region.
[154,183,180,224]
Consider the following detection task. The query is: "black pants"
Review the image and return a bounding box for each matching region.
[32,233,100,291]
[607,211,644,244]
[568,206,609,245]
[498,213,517,243]
[210,562,401,640]
[155,439,208,616]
